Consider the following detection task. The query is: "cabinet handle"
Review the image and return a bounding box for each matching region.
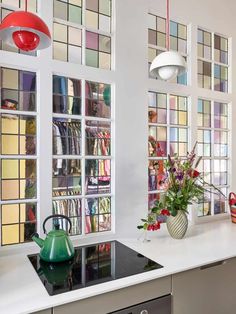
[200,260,226,270]
[140,310,148,314]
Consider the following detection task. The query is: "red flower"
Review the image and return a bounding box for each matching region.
[147,222,161,231]
[161,209,170,216]
[147,224,152,231]
[192,170,200,178]
[154,222,161,230]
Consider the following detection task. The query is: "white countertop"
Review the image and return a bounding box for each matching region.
[1,218,236,314]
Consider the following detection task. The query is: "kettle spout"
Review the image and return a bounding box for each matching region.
[32,233,44,248]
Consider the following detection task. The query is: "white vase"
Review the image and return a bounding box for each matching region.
[166,210,188,239]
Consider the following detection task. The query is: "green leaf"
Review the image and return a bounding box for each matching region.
[172,208,177,217]
[137,225,144,229]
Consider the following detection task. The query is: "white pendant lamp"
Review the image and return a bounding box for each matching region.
[150,0,187,81]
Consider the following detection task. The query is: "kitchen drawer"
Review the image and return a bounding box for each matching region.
[33,309,52,314]
[109,294,171,314]
[54,276,171,314]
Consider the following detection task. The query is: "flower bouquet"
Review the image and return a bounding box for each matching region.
[138,143,225,239]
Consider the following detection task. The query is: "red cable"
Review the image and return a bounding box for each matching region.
[166,0,170,50]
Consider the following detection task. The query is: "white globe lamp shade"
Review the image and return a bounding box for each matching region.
[150,51,187,81]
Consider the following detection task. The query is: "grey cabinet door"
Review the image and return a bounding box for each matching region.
[172,257,236,314]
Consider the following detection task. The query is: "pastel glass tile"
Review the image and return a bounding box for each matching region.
[86,49,99,67]
[214,64,220,78]
[198,29,203,43]
[99,14,110,32]
[170,128,178,141]
[99,0,111,16]
[2,68,18,89]
[157,32,166,48]
[178,39,187,54]
[177,72,187,85]
[157,93,167,108]
[148,48,157,63]
[86,31,99,50]
[99,52,110,69]
[156,17,166,33]
[54,0,68,20]
[86,10,98,29]
[170,36,177,50]
[53,42,67,61]
[86,0,99,12]
[2,225,19,245]
[148,29,157,46]
[99,35,111,53]
[178,24,187,39]
[148,14,156,30]
[170,21,178,37]
[221,37,228,51]
[69,4,82,24]
[204,31,211,46]
[68,27,82,46]
[68,46,82,63]
[54,23,67,43]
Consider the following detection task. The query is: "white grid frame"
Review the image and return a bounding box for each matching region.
[196,97,230,218]
[197,26,230,93]
[0,0,116,249]
[148,12,232,224]
[148,12,189,85]
[148,91,190,207]
[52,76,113,236]
[53,0,113,69]
[0,66,39,246]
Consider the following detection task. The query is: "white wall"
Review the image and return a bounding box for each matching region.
[115,0,236,237]
[0,0,235,249]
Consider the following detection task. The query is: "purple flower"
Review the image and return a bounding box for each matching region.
[176,172,184,181]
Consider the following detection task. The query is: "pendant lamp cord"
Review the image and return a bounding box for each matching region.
[25,0,28,12]
[166,0,170,50]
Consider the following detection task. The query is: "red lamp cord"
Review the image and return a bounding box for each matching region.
[166,0,170,51]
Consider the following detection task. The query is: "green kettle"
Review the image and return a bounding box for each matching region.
[32,214,75,263]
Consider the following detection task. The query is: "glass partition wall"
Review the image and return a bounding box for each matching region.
[148,11,231,222]
[0,0,114,246]
[0,67,37,245]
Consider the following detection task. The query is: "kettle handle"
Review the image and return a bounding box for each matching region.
[43,214,72,234]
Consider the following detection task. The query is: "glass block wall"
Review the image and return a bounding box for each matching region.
[148,13,188,85]
[0,67,37,245]
[197,99,229,217]
[53,0,112,69]
[198,28,229,92]
[148,91,189,210]
[52,75,112,235]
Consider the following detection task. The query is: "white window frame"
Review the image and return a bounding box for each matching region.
[0,0,116,251]
[197,26,230,93]
[148,11,232,224]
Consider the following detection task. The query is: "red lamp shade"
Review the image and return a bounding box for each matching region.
[0,11,51,51]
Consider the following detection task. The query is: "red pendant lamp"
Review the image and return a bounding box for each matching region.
[0,0,51,51]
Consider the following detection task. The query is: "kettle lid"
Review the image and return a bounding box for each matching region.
[47,228,68,237]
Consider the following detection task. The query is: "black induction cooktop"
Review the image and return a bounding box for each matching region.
[28,241,163,296]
